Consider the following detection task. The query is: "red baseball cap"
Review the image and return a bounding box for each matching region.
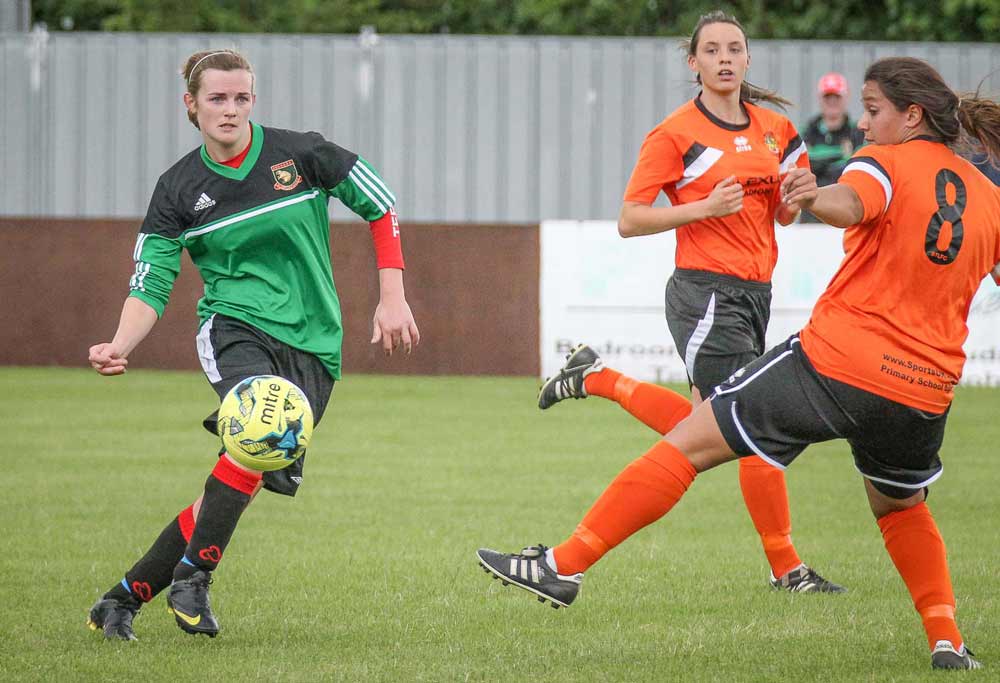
[817,72,848,97]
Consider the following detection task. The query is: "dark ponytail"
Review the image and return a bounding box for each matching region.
[957,95,1000,166]
[866,57,1000,164]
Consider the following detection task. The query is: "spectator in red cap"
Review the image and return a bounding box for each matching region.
[800,72,865,220]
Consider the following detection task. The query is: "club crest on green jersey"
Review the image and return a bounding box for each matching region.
[271,159,304,191]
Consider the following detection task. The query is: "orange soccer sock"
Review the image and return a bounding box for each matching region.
[584,368,692,434]
[878,502,963,651]
[738,456,801,578]
[553,440,697,575]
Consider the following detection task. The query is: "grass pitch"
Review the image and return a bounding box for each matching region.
[2,367,998,682]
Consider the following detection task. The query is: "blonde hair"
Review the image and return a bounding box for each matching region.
[180,49,255,129]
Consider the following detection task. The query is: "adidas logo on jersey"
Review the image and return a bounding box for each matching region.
[193,192,216,212]
[734,136,752,152]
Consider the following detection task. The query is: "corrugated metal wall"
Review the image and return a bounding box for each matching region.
[0,2,31,33]
[2,31,998,222]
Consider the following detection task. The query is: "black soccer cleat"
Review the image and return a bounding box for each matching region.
[769,564,847,593]
[477,545,582,608]
[931,641,983,670]
[167,570,220,637]
[87,595,141,641]
[538,344,604,409]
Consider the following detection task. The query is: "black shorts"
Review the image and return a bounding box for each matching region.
[196,313,335,497]
[710,335,948,499]
[665,268,772,397]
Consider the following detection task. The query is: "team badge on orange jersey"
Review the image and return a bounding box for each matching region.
[764,132,780,155]
[271,159,304,191]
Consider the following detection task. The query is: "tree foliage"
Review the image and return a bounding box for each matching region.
[32,0,1000,41]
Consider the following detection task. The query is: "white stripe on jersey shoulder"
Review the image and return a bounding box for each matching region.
[677,147,725,190]
[133,232,148,261]
[779,140,808,175]
[347,167,389,214]
[185,190,320,239]
[128,261,151,292]
[842,159,892,213]
[354,159,396,205]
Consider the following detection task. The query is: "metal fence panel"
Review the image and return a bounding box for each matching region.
[2,31,998,222]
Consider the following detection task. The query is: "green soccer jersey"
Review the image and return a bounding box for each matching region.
[129,122,396,379]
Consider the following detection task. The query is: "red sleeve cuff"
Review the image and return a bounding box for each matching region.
[369,208,405,270]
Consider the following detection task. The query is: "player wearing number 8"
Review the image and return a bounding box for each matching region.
[800,58,1000,415]
[478,57,1000,670]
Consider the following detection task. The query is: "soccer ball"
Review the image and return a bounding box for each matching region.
[217,375,314,471]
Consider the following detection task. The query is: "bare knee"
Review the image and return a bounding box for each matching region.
[864,478,925,519]
[664,399,737,473]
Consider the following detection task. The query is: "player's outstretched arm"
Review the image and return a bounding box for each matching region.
[618,176,744,238]
[371,268,420,357]
[88,297,159,376]
[786,181,863,228]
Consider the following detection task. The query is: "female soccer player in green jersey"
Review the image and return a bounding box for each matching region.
[86,49,420,640]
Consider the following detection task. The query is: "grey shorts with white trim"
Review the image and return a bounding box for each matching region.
[709,335,947,499]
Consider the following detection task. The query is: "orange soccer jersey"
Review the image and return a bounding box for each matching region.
[623,96,809,282]
[801,139,1000,412]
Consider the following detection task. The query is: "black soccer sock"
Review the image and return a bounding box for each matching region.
[173,457,261,581]
[104,504,197,603]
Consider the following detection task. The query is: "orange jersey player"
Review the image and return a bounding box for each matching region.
[535,10,841,594]
[483,55,1000,671]
[622,88,807,282]
[802,140,1000,413]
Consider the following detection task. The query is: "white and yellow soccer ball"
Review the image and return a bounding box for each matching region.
[217,375,314,471]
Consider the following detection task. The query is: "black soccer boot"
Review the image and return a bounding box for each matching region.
[477,545,583,608]
[769,563,847,593]
[538,344,604,409]
[167,570,220,637]
[931,641,983,670]
[87,594,141,641]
